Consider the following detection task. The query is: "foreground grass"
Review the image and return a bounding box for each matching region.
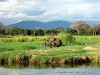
[0,35,100,65]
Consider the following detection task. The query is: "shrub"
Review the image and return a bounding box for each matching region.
[57,32,76,45]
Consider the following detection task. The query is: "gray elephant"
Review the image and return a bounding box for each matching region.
[45,37,62,48]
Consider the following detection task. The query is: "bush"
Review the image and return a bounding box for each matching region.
[57,32,76,45]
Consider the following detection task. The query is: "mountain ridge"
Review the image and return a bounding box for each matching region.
[8,20,71,29]
[7,20,100,29]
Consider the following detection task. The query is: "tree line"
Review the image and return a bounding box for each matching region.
[0,20,100,37]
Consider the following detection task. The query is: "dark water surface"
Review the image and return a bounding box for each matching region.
[0,66,100,75]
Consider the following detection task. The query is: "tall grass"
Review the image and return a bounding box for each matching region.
[75,36,100,45]
[0,36,46,43]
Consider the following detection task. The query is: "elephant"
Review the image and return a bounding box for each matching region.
[44,37,62,48]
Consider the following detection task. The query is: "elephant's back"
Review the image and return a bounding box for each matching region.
[55,38,62,46]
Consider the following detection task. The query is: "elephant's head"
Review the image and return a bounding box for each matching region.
[45,37,55,48]
[45,37,55,42]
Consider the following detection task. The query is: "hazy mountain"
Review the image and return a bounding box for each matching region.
[8,20,71,29]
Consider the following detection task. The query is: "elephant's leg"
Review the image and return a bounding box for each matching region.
[50,43,52,48]
[47,42,51,48]
[51,42,55,48]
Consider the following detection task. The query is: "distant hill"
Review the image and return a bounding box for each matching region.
[7,20,71,29]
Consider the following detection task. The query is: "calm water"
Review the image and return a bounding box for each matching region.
[0,66,100,75]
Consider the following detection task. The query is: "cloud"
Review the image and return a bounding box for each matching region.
[24,10,45,16]
[0,0,100,25]
[0,0,17,9]
[0,0,6,2]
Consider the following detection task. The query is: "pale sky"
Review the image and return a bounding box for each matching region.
[0,0,100,25]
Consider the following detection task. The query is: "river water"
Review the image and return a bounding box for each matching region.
[0,65,100,75]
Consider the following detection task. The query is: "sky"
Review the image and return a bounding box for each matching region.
[0,0,100,25]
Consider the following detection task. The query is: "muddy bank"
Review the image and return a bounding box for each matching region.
[0,55,97,67]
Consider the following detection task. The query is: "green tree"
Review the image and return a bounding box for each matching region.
[81,25,90,35]
[9,26,20,35]
[97,25,100,35]
[44,29,57,35]
[44,30,51,35]
[65,28,77,35]
[0,22,4,35]
[3,27,9,35]
[0,22,8,36]
[23,29,31,35]
[33,28,44,36]
[56,27,64,34]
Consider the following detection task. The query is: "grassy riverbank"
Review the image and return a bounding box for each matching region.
[0,35,100,65]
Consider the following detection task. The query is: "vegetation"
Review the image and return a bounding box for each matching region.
[0,21,100,67]
[57,32,75,45]
[0,20,100,37]
[0,35,100,66]
[70,21,89,36]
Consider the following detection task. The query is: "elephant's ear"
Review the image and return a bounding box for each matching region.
[49,37,55,42]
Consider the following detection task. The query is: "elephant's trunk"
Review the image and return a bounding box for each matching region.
[44,41,46,48]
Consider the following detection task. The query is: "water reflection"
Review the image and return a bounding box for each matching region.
[0,63,92,69]
[0,62,100,75]
[0,62,100,69]
[0,66,100,75]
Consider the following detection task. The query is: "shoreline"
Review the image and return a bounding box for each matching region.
[0,55,99,66]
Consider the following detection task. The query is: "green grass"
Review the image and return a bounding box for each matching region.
[0,36,46,43]
[0,41,44,52]
[0,35,100,65]
[75,36,100,44]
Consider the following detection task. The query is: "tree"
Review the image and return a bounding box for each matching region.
[0,22,8,35]
[81,26,90,35]
[90,24,98,36]
[56,27,64,34]
[3,27,9,35]
[96,24,100,35]
[65,28,77,35]
[44,30,52,35]
[70,20,89,36]
[9,26,20,35]
[44,29,58,35]
[0,22,4,29]
[33,28,44,36]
